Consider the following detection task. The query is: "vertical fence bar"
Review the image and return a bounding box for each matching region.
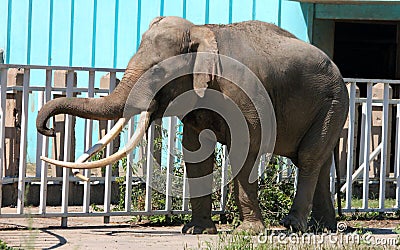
[61,70,75,226]
[345,82,356,210]
[362,83,372,209]
[182,167,189,211]
[83,70,95,213]
[359,104,366,167]
[17,68,30,214]
[276,157,283,183]
[104,72,117,223]
[258,154,265,177]
[145,123,155,212]
[379,83,389,209]
[330,153,335,201]
[0,68,8,212]
[39,69,52,214]
[36,92,44,177]
[395,103,400,209]
[220,145,228,211]
[165,117,177,211]
[125,117,135,212]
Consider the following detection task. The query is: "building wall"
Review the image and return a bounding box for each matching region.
[0,0,310,68]
[0,0,310,163]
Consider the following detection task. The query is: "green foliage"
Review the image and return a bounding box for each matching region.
[0,240,14,250]
[90,203,104,212]
[218,156,296,228]
[259,158,295,226]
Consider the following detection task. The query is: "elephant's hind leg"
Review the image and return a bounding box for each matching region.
[309,157,337,232]
[281,103,343,232]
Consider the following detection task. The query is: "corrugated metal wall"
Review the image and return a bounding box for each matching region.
[0,0,310,162]
[0,0,309,69]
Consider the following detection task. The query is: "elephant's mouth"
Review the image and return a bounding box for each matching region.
[40,111,151,169]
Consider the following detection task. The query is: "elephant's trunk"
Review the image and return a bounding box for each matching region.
[36,67,146,137]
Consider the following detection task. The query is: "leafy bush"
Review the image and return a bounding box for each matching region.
[0,240,14,250]
[218,157,296,228]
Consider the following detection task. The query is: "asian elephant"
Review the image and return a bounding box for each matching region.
[36,16,349,233]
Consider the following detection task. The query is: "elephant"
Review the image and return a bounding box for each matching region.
[36,16,349,233]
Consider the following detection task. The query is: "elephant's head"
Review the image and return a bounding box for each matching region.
[36,16,221,168]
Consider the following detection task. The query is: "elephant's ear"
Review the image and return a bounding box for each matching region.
[189,26,220,98]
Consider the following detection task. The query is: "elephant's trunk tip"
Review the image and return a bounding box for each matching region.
[36,113,56,137]
[37,124,56,137]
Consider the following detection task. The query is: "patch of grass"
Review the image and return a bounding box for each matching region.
[192,231,399,250]
[340,198,397,209]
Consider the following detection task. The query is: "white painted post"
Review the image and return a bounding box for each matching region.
[39,69,52,214]
[379,83,390,209]
[83,70,95,213]
[125,117,135,212]
[362,83,372,209]
[182,167,189,211]
[17,69,30,215]
[104,72,117,223]
[330,153,335,202]
[220,145,228,211]
[0,68,8,212]
[145,123,155,212]
[36,92,44,177]
[165,117,177,211]
[61,70,75,226]
[345,82,356,210]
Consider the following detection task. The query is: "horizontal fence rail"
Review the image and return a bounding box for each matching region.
[0,64,400,226]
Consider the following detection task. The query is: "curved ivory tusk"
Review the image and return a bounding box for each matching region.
[75,117,129,164]
[71,117,129,180]
[41,111,151,169]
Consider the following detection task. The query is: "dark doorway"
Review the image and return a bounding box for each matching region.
[333,21,399,176]
[333,22,398,80]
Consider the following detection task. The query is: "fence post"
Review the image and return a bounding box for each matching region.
[5,69,23,178]
[371,83,392,179]
[338,84,359,180]
[52,70,77,177]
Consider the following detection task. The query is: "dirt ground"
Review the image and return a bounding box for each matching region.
[0,214,399,249]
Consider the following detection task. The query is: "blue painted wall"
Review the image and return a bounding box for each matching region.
[2,0,310,67]
[0,0,309,163]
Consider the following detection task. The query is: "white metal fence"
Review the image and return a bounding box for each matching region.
[0,64,400,226]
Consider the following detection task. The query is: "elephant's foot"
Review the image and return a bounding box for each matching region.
[280,213,307,232]
[234,220,265,235]
[182,218,217,234]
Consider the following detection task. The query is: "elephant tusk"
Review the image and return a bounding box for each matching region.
[71,117,129,180]
[41,111,151,169]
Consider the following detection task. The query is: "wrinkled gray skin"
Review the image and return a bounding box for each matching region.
[37,16,349,233]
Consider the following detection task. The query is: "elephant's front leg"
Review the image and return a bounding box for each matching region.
[232,152,265,234]
[181,125,217,234]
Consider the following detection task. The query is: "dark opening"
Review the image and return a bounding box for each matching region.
[334,22,398,80]
[333,21,399,176]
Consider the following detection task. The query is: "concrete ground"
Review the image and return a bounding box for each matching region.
[0,216,223,250]
[0,213,399,249]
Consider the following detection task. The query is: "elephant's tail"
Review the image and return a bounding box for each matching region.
[334,141,343,217]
